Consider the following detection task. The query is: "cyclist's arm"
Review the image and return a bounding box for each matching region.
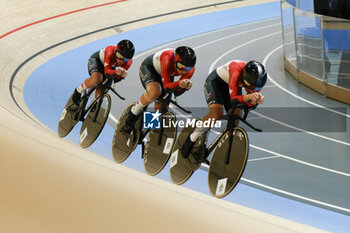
[161,55,180,93]
[228,69,245,103]
[103,46,117,78]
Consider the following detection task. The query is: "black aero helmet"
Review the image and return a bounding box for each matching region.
[116,39,135,59]
[174,46,196,68]
[244,60,267,89]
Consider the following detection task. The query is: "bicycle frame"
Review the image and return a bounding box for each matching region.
[70,78,124,122]
[205,107,262,165]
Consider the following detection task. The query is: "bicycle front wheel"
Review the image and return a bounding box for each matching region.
[208,127,249,198]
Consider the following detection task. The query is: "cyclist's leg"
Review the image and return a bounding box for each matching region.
[80,52,104,91]
[129,81,162,115]
[124,82,162,133]
[191,103,223,140]
[182,70,226,158]
[196,70,227,134]
[87,72,104,98]
[141,82,162,107]
[82,72,103,89]
[124,57,162,130]
[132,56,163,115]
[73,72,103,103]
[73,52,103,103]
[181,103,224,159]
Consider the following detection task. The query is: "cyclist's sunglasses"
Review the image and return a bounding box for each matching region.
[176,62,192,71]
[115,51,130,62]
[243,80,261,91]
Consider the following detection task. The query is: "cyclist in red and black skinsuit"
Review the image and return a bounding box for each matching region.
[122,46,196,133]
[72,40,135,104]
[181,60,267,160]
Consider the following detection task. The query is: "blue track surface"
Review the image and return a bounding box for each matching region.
[23,2,350,232]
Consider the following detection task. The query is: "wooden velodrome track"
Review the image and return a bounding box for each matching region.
[0,1,328,232]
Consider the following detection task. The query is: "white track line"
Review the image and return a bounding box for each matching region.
[248,155,280,162]
[108,112,119,124]
[262,84,276,88]
[245,116,263,120]
[251,144,350,177]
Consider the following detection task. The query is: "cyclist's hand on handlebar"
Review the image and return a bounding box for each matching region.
[257,93,264,104]
[243,93,260,105]
[115,67,127,79]
[185,80,192,90]
[179,79,192,90]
